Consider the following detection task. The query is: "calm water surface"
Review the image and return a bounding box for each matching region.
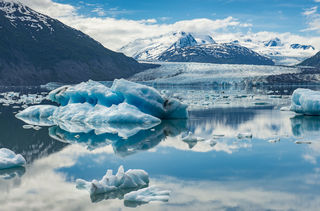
[0,86,320,211]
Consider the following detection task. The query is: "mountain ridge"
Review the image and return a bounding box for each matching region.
[0,0,156,85]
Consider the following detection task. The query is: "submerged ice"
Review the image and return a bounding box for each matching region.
[76,165,149,195]
[0,148,26,170]
[290,89,320,115]
[16,79,188,138]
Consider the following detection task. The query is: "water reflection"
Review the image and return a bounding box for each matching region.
[291,115,320,137]
[49,120,187,156]
[0,167,25,180]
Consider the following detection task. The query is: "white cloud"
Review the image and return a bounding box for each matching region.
[303,6,318,16]
[4,0,320,52]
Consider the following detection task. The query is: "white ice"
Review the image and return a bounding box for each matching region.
[76,165,149,195]
[290,89,320,115]
[124,186,170,203]
[0,148,26,170]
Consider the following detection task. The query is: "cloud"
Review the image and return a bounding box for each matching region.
[5,0,320,51]
[303,6,318,16]
[301,6,320,34]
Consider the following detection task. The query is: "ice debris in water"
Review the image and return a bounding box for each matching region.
[76,165,149,195]
[237,132,253,139]
[290,89,320,115]
[280,106,290,111]
[295,141,312,144]
[0,148,26,170]
[124,186,170,204]
[0,92,45,106]
[268,138,280,143]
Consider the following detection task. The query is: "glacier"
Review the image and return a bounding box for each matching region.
[0,148,26,170]
[76,165,149,195]
[124,186,170,205]
[290,89,320,115]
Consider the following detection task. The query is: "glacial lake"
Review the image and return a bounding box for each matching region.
[1,85,320,211]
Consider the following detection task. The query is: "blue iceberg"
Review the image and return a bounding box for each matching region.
[16,79,188,138]
[290,89,320,115]
[0,148,26,170]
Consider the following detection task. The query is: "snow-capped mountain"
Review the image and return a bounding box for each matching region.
[119,31,215,61]
[264,38,282,47]
[120,32,274,65]
[0,0,154,85]
[290,44,315,50]
[218,36,317,66]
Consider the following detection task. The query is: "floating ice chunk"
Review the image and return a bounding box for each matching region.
[15,105,57,126]
[48,80,123,107]
[280,106,290,111]
[124,186,170,206]
[22,125,34,129]
[290,89,320,115]
[212,134,225,138]
[76,166,149,195]
[237,132,253,139]
[210,140,217,147]
[52,103,161,138]
[268,138,280,143]
[111,79,188,119]
[295,141,312,144]
[0,148,26,170]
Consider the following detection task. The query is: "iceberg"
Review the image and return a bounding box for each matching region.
[0,148,26,170]
[17,80,188,137]
[76,165,149,195]
[124,186,170,206]
[48,79,188,119]
[48,80,123,107]
[290,89,320,115]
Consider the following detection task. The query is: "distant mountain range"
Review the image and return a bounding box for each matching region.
[120,32,275,65]
[0,1,155,85]
[120,33,317,66]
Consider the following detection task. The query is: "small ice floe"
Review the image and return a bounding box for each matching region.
[124,186,170,207]
[0,148,26,170]
[295,141,312,144]
[290,89,320,115]
[280,106,290,111]
[212,134,224,139]
[12,106,20,109]
[76,165,149,195]
[22,125,34,129]
[268,138,280,143]
[33,126,42,130]
[237,133,253,139]
[210,140,217,147]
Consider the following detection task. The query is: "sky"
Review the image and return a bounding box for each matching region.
[13,0,320,50]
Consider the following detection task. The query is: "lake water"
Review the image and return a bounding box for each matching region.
[1,85,320,211]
